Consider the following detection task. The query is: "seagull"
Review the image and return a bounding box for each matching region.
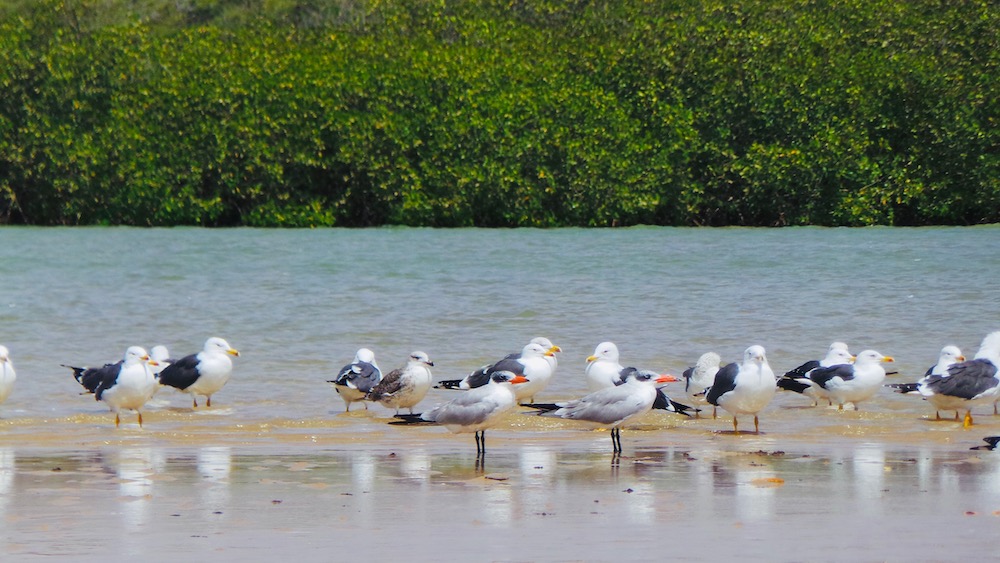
[397,371,528,453]
[329,348,382,412]
[582,341,690,415]
[806,350,894,411]
[366,351,434,415]
[907,332,1000,427]
[706,345,777,434]
[65,346,159,427]
[0,345,15,409]
[157,337,240,408]
[682,351,722,417]
[435,337,561,399]
[777,343,856,406]
[528,368,676,453]
[888,345,965,420]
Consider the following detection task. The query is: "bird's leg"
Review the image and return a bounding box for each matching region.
[712,407,717,420]
[838,403,844,411]
[138,412,143,428]
[732,416,739,435]
[935,411,941,421]
[345,402,350,412]
[115,413,121,428]
[192,396,198,408]
[754,415,760,434]
[995,403,998,415]
[854,403,859,411]
[964,411,974,428]
[480,431,486,453]
[207,396,212,407]
[954,411,960,421]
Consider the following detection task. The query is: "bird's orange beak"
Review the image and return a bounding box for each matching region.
[510,375,529,384]
[656,374,678,383]
[957,355,967,362]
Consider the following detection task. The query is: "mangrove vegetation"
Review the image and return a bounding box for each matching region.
[0,0,997,226]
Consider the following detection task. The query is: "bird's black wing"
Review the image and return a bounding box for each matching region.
[66,361,122,397]
[782,360,819,380]
[705,362,739,406]
[809,364,856,389]
[156,354,202,390]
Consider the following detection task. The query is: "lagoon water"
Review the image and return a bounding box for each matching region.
[1,226,1000,560]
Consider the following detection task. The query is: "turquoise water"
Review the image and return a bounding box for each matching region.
[2,226,1000,560]
[1,225,998,422]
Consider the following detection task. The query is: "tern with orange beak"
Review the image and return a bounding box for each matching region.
[529,368,677,453]
[415,371,529,453]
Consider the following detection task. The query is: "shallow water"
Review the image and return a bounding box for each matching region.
[1,226,1000,559]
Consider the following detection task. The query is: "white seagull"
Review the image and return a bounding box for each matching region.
[909,332,1000,427]
[706,345,777,434]
[366,351,434,415]
[806,349,894,411]
[0,345,15,410]
[889,345,965,420]
[435,337,561,400]
[65,346,159,427]
[414,371,529,453]
[157,337,240,408]
[682,351,722,417]
[530,368,676,453]
[777,342,856,406]
[329,348,382,412]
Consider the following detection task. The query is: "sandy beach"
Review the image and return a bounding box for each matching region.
[3,391,1000,562]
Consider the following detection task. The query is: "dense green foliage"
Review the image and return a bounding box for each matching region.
[0,0,996,226]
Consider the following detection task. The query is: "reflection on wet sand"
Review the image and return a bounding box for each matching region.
[1,437,999,559]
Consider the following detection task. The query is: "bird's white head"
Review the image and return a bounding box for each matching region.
[939,345,964,363]
[124,346,151,364]
[587,341,619,363]
[521,342,552,358]
[744,345,768,366]
[856,350,893,365]
[0,345,9,363]
[354,348,376,364]
[409,351,433,367]
[205,337,240,357]
[530,337,562,355]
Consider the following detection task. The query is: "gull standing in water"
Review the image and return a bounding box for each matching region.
[888,345,965,420]
[157,337,240,408]
[400,371,528,454]
[367,351,434,415]
[706,345,777,434]
[583,341,691,415]
[65,346,159,427]
[777,342,855,406]
[329,348,382,412]
[806,350,893,411]
[529,368,676,453]
[906,332,1000,427]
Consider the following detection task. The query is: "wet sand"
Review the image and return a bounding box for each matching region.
[2,391,1000,561]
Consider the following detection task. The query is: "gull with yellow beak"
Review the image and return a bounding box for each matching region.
[157,337,240,408]
[65,345,159,427]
